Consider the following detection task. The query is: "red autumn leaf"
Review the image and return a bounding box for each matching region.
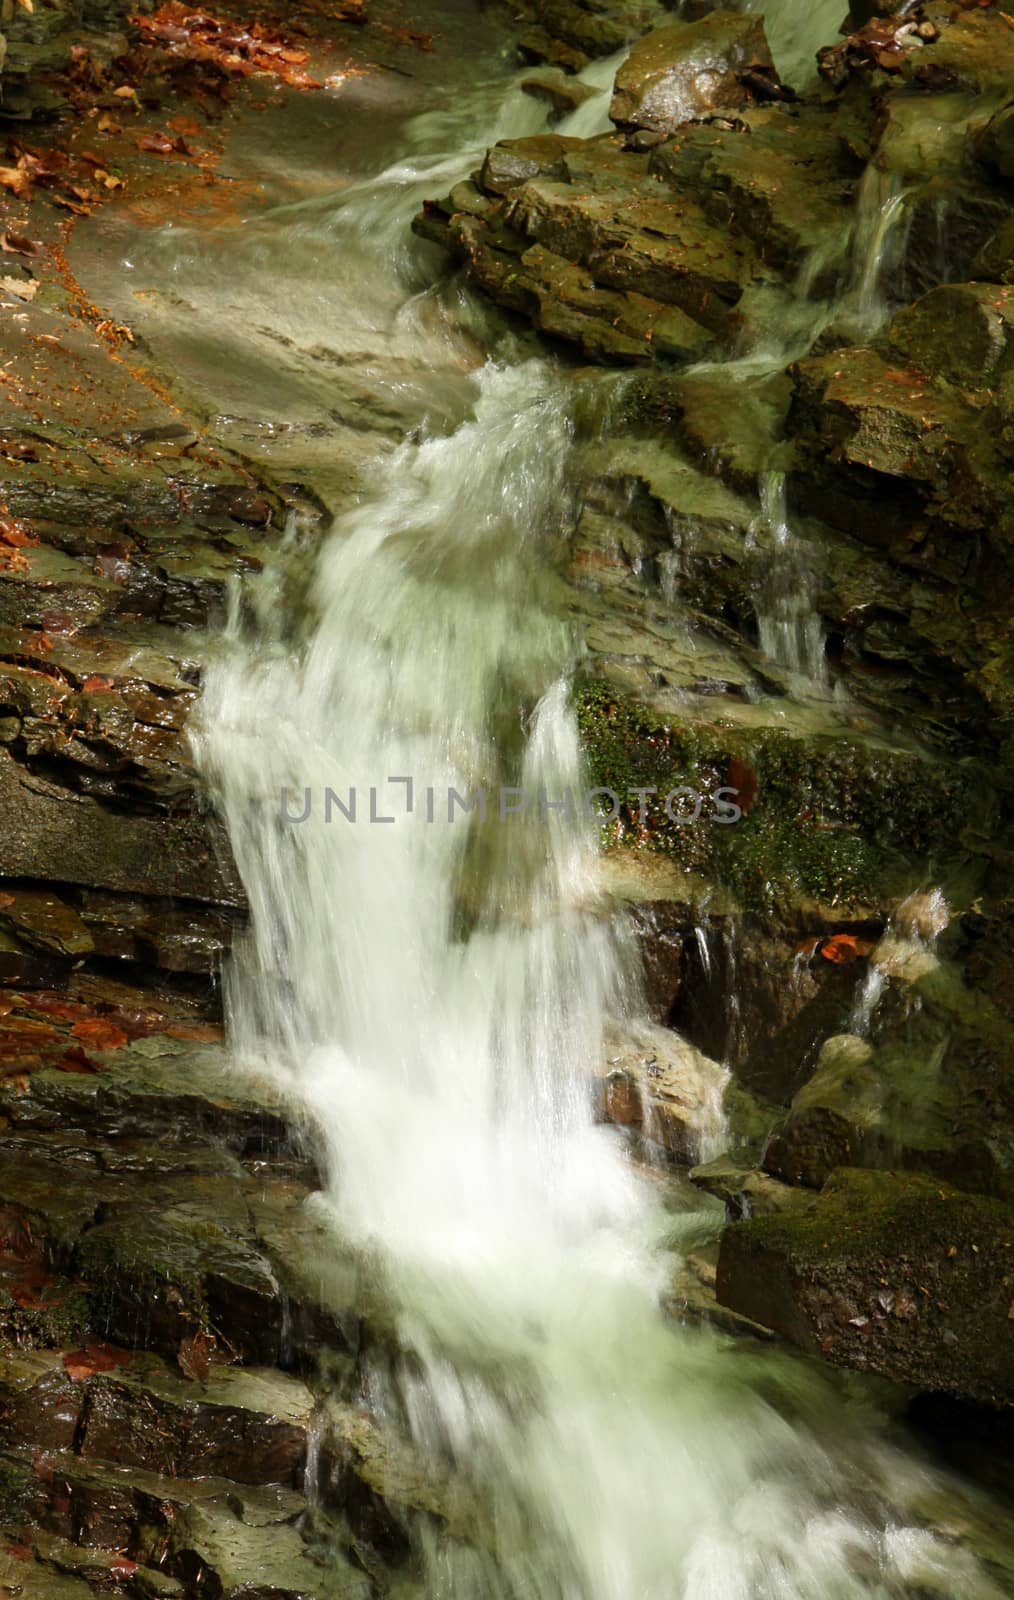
[69,1017,129,1050]
[819,934,875,965]
[82,675,115,692]
[63,1341,130,1382]
[57,1045,105,1075]
[726,756,758,817]
[109,1558,137,1578]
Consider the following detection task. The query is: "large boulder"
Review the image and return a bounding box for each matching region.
[610,14,778,137]
[717,1167,1014,1407]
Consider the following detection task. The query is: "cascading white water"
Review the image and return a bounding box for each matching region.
[754,472,829,692]
[199,352,1000,1600]
[195,32,1005,1600]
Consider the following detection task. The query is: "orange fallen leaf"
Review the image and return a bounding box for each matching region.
[63,1341,131,1382]
[69,1017,129,1050]
[820,934,874,965]
[82,675,115,692]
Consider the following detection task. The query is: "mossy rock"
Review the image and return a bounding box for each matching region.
[575,679,984,913]
[717,1167,1014,1407]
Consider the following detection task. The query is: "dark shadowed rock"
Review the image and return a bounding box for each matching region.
[717,1168,1014,1408]
[610,15,777,136]
[973,101,1014,181]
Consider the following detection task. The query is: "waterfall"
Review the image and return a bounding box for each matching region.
[193,40,1001,1600]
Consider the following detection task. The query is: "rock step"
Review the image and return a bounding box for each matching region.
[0,1448,354,1600]
[0,1036,289,1152]
[0,1350,314,1489]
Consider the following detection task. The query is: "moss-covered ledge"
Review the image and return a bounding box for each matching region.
[575,679,990,914]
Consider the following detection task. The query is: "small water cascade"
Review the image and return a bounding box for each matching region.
[840,167,912,339]
[752,471,830,693]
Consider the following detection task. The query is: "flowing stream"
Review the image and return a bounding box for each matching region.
[194,7,1006,1596]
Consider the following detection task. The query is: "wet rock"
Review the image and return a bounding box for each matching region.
[76,1356,313,1486]
[0,747,244,906]
[323,1400,481,1555]
[521,70,600,122]
[973,215,1014,285]
[417,130,756,362]
[883,281,1014,390]
[515,0,668,66]
[595,1019,727,1163]
[716,1167,1014,1407]
[75,1201,283,1363]
[690,1154,814,1221]
[0,889,93,961]
[610,15,778,136]
[0,927,70,989]
[0,1037,288,1152]
[762,1034,882,1188]
[897,175,1012,302]
[480,134,582,195]
[973,101,1014,181]
[77,891,239,976]
[0,1353,85,1454]
[650,104,860,275]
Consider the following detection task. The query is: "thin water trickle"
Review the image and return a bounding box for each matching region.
[195,28,1007,1600]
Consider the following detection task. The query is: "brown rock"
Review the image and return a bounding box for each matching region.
[610,15,777,136]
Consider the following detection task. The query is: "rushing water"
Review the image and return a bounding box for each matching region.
[195,10,1008,1598]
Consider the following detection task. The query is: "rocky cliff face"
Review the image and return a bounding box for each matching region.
[417,0,1014,1410]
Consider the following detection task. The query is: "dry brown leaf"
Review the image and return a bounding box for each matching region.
[1,276,37,303]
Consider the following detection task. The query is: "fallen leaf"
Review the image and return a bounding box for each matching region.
[68,1017,129,1050]
[0,276,37,303]
[82,675,115,692]
[1,234,38,257]
[820,934,874,965]
[108,1558,137,1578]
[0,169,31,203]
[726,756,759,817]
[177,1329,211,1383]
[63,1341,130,1382]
